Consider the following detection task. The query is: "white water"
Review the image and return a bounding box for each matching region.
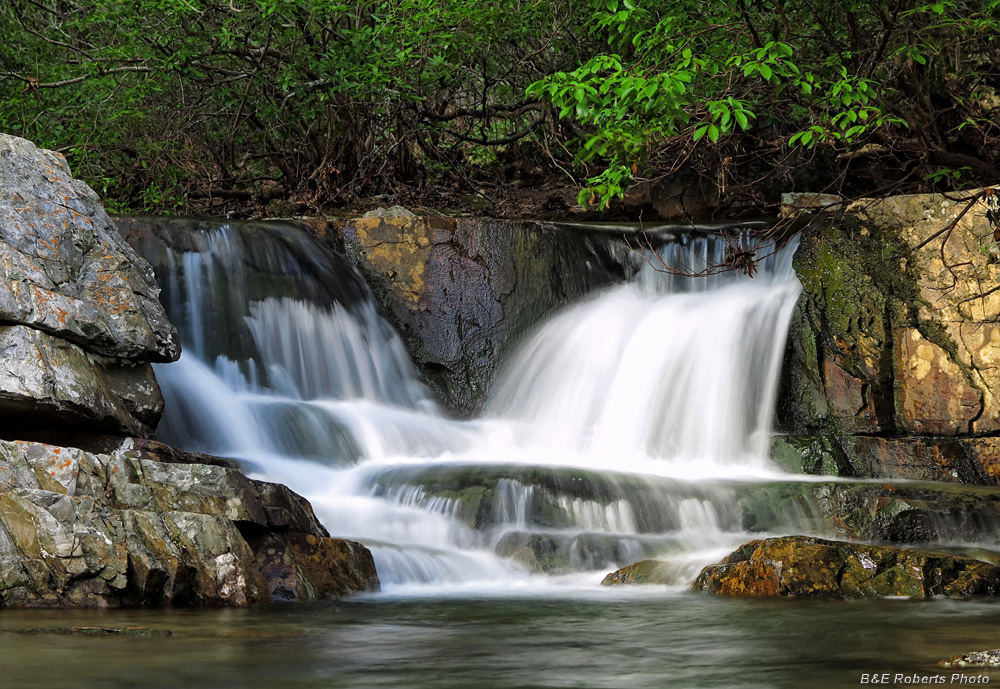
[150,225,803,594]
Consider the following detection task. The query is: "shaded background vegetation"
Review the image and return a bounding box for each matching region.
[1,0,998,218]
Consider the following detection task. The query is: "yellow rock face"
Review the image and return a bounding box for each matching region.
[844,192,1000,435]
[351,216,435,308]
[895,328,980,435]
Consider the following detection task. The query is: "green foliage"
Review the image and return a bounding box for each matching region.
[924,166,972,186]
[1,0,997,214]
[0,0,590,212]
[529,0,1000,208]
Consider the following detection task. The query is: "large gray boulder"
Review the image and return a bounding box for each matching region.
[0,438,379,607]
[0,135,179,436]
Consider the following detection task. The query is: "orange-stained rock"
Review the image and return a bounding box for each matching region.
[894,328,980,435]
[780,191,1000,438]
[690,535,1000,599]
[255,532,379,601]
[0,135,178,362]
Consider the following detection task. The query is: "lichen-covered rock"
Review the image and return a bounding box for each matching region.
[0,135,178,362]
[0,135,179,437]
[320,215,633,415]
[0,438,378,607]
[780,208,905,435]
[691,536,1000,598]
[781,192,1000,437]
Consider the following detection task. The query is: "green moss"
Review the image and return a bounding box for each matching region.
[785,211,930,433]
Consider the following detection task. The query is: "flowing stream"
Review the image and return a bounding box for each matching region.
[143,220,807,594]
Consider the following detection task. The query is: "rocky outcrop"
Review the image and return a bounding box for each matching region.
[0,437,378,607]
[0,138,379,608]
[311,215,633,414]
[0,326,164,438]
[0,135,179,438]
[771,435,1000,484]
[781,192,1000,438]
[690,536,1000,598]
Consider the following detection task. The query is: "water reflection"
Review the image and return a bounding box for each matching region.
[3,595,1000,688]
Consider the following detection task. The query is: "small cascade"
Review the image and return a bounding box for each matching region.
[141,219,813,592]
[246,298,432,407]
[488,233,800,469]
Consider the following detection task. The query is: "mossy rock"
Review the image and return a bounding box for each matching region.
[692,535,1000,598]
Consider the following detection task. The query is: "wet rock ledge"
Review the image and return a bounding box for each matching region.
[0,134,378,606]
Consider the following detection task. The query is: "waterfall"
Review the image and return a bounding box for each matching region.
[488,233,801,472]
[142,220,803,593]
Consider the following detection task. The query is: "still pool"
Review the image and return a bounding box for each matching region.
[2,591,998,688]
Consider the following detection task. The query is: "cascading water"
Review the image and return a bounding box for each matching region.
[487,234,800,470]
[139,220,806,593]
